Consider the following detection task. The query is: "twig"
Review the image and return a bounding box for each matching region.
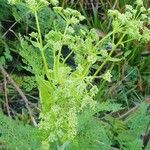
[1,11,31,39]
[4,76,11,117]
[2,22,17,38]
[118,105,138,120]
[0,65,37,126]
[118,97,150,120]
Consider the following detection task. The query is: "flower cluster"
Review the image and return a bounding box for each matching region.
[54,7,85,25]
[39,75,98,143]
[108,1,150,43]
[8,0,58,12]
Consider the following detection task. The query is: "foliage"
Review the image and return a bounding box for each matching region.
[67,103,150,150]
[0,112,42,149]
[0,40,12,66]
[0,0,149,149]
[16,0,149,148]
[108,1,150,43]
[11,74,37,91]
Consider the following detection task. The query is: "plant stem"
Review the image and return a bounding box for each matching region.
[35,11,56,89]
[0,65,37,126]
[93,33,125,77]
[63,50,74,64]
[35,11,48,73]
[94,31,114,48]
[63,23,69,35]
[55,23,70,80]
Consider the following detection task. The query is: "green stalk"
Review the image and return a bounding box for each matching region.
[94,31,114,48]
[53,23,70,82]
[56,23,69,77]
[35,11,48,73]
[93,33,126,77]
[82,63,92,77]
[63,23,69,36]
[63,50,73,64]
[35,11,55,89]
[53,44,57,80]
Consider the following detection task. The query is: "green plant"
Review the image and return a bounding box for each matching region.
[69,103,150,150]
[4,0,150,149]
[0,112,42,149]
[0,40,12,66]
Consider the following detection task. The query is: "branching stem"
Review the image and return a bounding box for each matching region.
[93,33,126,77]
